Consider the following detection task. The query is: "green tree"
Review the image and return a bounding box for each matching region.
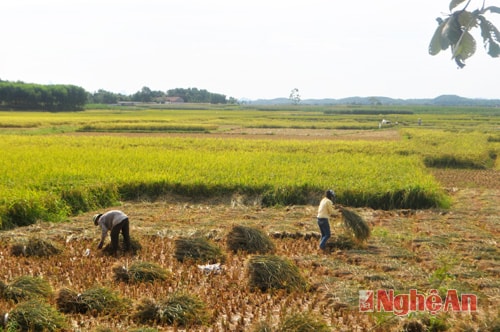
[429,0,500,68]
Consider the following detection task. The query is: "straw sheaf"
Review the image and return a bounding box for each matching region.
[113,261,171,283]
[134,293,210,326]
[340,207,371,241]
[56,286,129,315]
[174,236,226,263]
[5,299,68,332]
[226,225,275,254]
[248,255,307,292]
[1,276,53,303]
[10,237,62,257]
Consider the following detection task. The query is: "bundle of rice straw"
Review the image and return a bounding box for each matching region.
[1,276,53,303]
[226,225,275,254]
[5,299,68,332]
[10,237,62,257]
[102,237,142,256]
[277,312,330,332]
[174,236,226,263]
[56,286,129,315]
[134,293,210,327]
[248,255,307,292]
[113,261,171,283]
[340,206,370,241]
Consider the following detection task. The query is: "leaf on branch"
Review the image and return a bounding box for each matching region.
[483,6,500,14]
[429,21,449,55]
[452,31,476,68]
[449,0,469,12]
[478,16,500,57]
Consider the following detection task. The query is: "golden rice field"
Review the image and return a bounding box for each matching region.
[0,107,499,331]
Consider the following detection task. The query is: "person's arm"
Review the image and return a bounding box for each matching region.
[327,200,336,216]
[98,224,108,249]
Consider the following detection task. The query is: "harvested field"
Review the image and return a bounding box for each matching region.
[0,168,498,331]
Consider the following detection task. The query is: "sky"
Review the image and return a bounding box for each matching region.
[1,0,499,100]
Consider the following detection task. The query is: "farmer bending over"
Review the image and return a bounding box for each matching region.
[93,210,131,254]
[317,189,336,250]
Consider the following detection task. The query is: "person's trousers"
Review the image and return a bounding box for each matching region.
[110,218,131,253]
[317,218,331,250]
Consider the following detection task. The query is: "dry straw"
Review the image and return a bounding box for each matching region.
[134,293,210,327]
[174,236,226,263]
[248,255,307,292]
[56,286,129,315]
[113,261,171,283]
[4,299,68,332]
[227,225,276,254]
[102,237,142,256]
[10,237,62,257]
[277,312,330,332]
[0,276,53,303]
[340,207,371,241]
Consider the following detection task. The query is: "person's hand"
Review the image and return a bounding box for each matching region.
[97,242,103,249]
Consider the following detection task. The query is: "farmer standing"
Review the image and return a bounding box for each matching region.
[93,210,131,254]
[317,189,336,250]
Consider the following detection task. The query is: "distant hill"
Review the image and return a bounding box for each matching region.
[248,95,500,107]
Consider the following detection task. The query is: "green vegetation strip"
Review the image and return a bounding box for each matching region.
[0,134,452,229]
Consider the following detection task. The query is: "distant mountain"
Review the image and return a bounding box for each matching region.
[248,95,500,107]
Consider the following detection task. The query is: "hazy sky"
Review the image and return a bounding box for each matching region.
[1,0,499,100]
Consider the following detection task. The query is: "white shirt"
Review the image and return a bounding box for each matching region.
[317,197,335,218]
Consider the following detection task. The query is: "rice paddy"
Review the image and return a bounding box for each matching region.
[0,106,498,331]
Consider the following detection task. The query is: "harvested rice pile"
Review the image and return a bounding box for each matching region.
[10,237,62,257]
[174,236,226,263]
[113,261,171,283]
[277,312,330,332]
[340,207,370,241]
[56,286,129,315]
[248,255,307,292]
[134,293,210,327]
[101,237,142,256]
[226,225,275,254]
[4,299,68,332]
[0,276,53,303]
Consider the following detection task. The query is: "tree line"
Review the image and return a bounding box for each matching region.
[89,86,236,105]
[0,81,87,111]
[0,80,236,112]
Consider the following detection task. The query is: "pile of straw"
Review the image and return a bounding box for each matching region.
[226,225,275,254]
[134,293,210,327]
[113,261,171,283]
[102,237,142,256]
[0,276,53,303]
[340,207,370,241]
[248,255,307,292]
[4,299,67,332]
[277,312,330,332]
[56,286,128,315]
[10,237,62,257]
[174,236,226,263]
[328,234,355,250]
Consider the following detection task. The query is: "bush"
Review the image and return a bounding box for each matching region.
[227,225,275,254]
[248,255,307,292]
